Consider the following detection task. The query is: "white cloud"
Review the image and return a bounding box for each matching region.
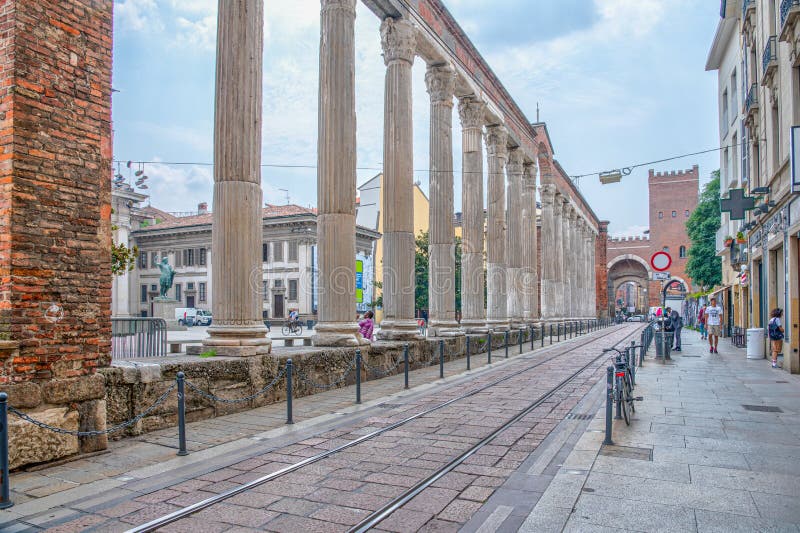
[174,15,216,51]
[610,225,649,239]
[116,0,162,32]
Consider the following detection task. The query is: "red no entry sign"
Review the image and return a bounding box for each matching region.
[650,251,672,272]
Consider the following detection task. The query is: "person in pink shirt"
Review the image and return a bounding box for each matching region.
[358,311,375,342]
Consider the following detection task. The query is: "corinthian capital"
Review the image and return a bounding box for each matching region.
[523,161,537,188]
[506,148,524,176]
[458,97,485,130]
[540,184,556,206]
[381,17,416,65]
[484,125,508,158]
[425,64,455,105]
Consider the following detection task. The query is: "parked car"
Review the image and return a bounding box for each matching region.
[195,309,212,326]
[626,314,645,322]
[175,307,197,326]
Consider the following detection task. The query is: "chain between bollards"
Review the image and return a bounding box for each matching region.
[403,343,409,389]
[176,372,188,456]
[0,393,12,509]
[356,350,362,404]
[466,336,471,371]
[439,340,444,379]
[603,366,614,445]
[286,359,293,424]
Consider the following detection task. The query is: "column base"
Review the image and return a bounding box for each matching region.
[460,319,489,334]
[428,319,464,337]
[203,323,272,357]
[486,319,510,332]
[377,319,422,341]
[312,322,365,347]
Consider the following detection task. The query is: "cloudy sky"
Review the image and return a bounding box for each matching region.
[112,0,720,236]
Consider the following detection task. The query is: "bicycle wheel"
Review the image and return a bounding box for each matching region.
[625,374,635,414]
[616,376,630,425]
[281,325,290,336]
[294,324,303,336]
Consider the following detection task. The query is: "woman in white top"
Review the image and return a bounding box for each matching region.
[768,308,784,369]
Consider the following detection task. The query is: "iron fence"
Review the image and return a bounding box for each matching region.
[111,317,168,359]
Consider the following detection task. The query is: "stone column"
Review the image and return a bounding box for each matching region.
[589,228,597,317]
[485,125,509,331]
[377,17,420,340]
[553,195,566,319]
[458,97,488,332]
[506,148,525,328]
[425,64,461,337]
[204,0,271,356]
[577,219,586,317]
[522,161,539,324]
[567,206,577,319]
[312,0,361,346]
[539,185,557,321]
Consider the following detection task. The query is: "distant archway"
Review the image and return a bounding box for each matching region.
[607,256,650,316]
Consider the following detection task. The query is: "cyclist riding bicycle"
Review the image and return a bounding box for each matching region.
[288,309,299,327]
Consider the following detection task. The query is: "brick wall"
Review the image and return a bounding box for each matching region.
[0,0,113,384]
[596,221,609,316]
[0,0,113,467]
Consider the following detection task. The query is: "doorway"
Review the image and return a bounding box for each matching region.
[273,294,284,318]
[186,295,195,308]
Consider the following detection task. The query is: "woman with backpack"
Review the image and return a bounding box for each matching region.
[697,304,707,340]
[768,308,784,369]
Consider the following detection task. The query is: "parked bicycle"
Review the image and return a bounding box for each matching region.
[281,320,303,336]
[602,346,639,425]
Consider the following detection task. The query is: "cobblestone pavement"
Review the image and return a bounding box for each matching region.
[517,329,800,533]
[1,323,639,532]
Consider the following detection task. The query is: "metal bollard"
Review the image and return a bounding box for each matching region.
[487,331,492,364]
[466,336,471,371]
[439,340,444,379]
[549,324,553,344]
[603,367,614,445]
[615,363,622,420]
[286,359,294,424]
[530,326,535,350]
[504,331,509,359]
[557,323,561,342]
[629,341,637,385]
[519,328,523,354]
[0,393,12,509]
[404,343,409,389]
[356,350,362,404]
[176,372,188,456]
[542,323,545,347]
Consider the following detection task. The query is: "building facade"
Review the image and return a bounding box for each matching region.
[707,0,800,372]
[112,193,379,322]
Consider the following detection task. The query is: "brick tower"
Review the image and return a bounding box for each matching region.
[648,166,700,296]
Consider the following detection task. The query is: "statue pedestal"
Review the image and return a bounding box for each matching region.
[153,298,186,331]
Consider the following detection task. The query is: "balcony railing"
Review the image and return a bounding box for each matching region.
[762,36,777,78]
[745,83,759,114]
[781,0,800,29]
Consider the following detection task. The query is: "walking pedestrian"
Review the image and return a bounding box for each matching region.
[698,304,707,339]
[768,308,784,369]
[705,297,723,353]
[670,307,683,351]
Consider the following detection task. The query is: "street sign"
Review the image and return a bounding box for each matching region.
[650,251,672,272]
[719,188,756,220]
[653,272,670,280]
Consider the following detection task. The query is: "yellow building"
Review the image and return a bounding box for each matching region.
[357,174,429,322]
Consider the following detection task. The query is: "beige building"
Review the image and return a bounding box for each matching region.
[707,0,800,372]
[111,189,379,322]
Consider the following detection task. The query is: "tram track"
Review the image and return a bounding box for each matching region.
[126,324,641,532]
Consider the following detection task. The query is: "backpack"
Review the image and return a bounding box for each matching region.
[769,319,784,340]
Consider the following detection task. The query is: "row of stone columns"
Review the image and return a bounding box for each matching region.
[206,3,598,352]
[539,185,597,321]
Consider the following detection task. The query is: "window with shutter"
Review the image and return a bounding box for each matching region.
[175,250,182,268]
[288,241,299,262]
[151,251,159,268]
[139,251,148,269]
[289,279,298,301]
[183,249,189,266]
[199,248,207,266]
[263,243,269,263]
[274,242,284,262]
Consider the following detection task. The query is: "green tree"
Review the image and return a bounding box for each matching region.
[414,230,462,315]
[685,171,722,290]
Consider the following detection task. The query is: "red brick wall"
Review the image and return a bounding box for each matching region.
[648,166,699,292]
[0,0,113,384]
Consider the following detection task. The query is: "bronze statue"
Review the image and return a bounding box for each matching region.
[157,257,175,299]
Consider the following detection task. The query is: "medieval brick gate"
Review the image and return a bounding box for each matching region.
[601,167,700,316]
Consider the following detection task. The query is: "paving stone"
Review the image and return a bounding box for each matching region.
[750,491,800,524]
[694,509,798,532]
[309,504,370,526]
[375,508,435,532]
[194,503,277,528]
[133,488,184,504]
[568,493,696,532]
[225,490,282,509]
[263,513,347,533]
[267,497,323,516]
[437,498,483,523]
[460,485,496,502]
[690,464,800,496]
[96,499,147,518]
[404,487,459,514]
[158,517,235,533]
[119,503,183,525]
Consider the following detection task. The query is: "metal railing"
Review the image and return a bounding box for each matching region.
[781,0,800,28]
[111,317,167,359]
[745,83,759,114]
[762,35,777,77]
[743,0,755,18]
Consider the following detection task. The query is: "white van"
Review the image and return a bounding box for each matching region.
[175,308,197,326]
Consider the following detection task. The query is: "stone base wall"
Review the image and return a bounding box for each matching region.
[99,330,540,439]
[2,342,107,470]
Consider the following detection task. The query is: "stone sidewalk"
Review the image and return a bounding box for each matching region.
[1,327,578,529]
[519,329,800,532]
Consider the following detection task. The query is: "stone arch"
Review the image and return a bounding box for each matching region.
[607,254,651,316]
[607,253,651,274]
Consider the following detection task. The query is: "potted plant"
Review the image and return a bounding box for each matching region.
[724,235,734,247]
[736,231,746,244]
